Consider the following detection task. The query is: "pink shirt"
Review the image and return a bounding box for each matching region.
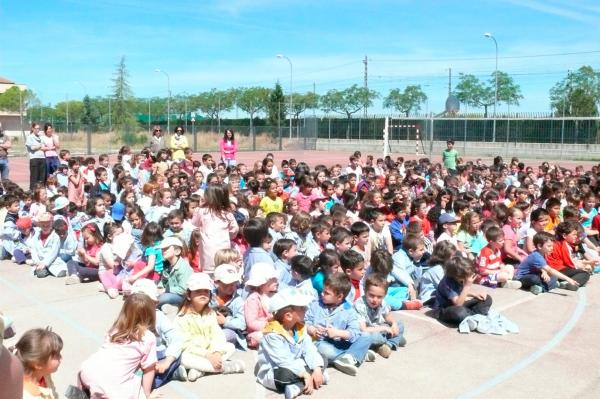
[79,330,157,399]
[68,170,85,207]
[244,292,271,334]
[294,191,316,213]
[41,134,59,157]
[219,139,238,161]
[191,207,239,272]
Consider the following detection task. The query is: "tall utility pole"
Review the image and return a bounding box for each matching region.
[448,68,452,96]
[66,94,69,134]
[363,55,368,117]
[313,82,316,117]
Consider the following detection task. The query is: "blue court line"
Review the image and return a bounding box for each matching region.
[456,287,587,399]
[0,273,199,399]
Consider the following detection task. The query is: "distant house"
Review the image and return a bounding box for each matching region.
[0,76,27,137]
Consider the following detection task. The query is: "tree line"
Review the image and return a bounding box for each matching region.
[1,57,598,134]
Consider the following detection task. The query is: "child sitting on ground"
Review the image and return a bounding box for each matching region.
[340,249,366,303]
[244,263,279,349]
[157,237,193,310]
[390,235,425,310]
[290,255,319,301]
[175,273,245,381]
[419,241,456,305]
[476,226,522,289]
[243,218,274,280]
[305,273,374,376]
[212,264,247,350]
[516,232,580,294]
[310,249,342,296]
[14,328,63,399]
[255,288,326,399]
[435,256,493,327]
[354,273,405,359]
[273,238,297,287]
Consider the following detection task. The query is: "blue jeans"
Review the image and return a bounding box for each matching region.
[46,156,59,178]
[367,330,405,349]
[315,335,371,365]
[157,292,184,309]
[223,159,236,168]
[152,351,182,390]
[518,273,557,291]
[0,158,9,180]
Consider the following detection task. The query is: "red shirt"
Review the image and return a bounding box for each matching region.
[546,240,574,271]
[476,246,503,281]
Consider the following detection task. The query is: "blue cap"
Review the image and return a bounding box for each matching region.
[111,202,126,221]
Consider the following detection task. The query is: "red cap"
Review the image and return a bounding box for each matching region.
[16,217,33,230]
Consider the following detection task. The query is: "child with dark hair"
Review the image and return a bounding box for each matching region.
[516,232,580,294]
[354,274,405,359]
[388,202,410,252]
[243,218,274,280]
[419,241,456,305]
[305,274,373,376]
[476,226,522,289]
[291,255,318,301]
[350,222,371,262]
[546,221,591,289]
[435,256,492,326]
[389,235,425,310]
[310,249,342,296]
[340,250,366,303]
[272,238,297,287]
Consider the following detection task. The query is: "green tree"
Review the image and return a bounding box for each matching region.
[111,56,135,133]
[320,84,378,138]
[383,85,428,117]
[455,74,494,116]
[81,95,102,127]
[190,89,235,123]
[495,71,523,109]
[54,100,84,132]
[290,92,320,120]
[550,66,600,116]
[267,82,286,126]
[236,87,271,149]
[0,86,25,112]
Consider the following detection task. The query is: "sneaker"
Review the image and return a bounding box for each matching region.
[10,256,16,262]
[529,285,543,295]
[107,288,119,299]
[397,336,407,347]
[56,270,67,278]
[366,349,377,362]
[284,383,303,399]
[222,359,245,374]
[333,354,358,376]
[97,282,106,292]
[187,369,203,382]
[65,274,80,285]
[564,283,579,291]
[501,280,522,289]
[376,344,392,359]
[35,268,50,278]
[402,299,423,310]
[557,281,569,289]
[172,365,188,382]
[322,369,330,385]
[25,259,34,266]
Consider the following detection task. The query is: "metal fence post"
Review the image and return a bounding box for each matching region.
[278,102,282,151]
[560,117,565,160]
[429,113,434,156]
[463,119,467,156]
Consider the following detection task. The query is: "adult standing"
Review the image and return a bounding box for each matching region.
[219,129,238,168]
[26,123,46,189]
[0,126,12,180]
[148,125,165,155]
[170,125,188,162]
[41,123,60,177]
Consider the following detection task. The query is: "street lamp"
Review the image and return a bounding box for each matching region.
[276,54,293,138]
[154,69,171,134]
[484,32,498,142]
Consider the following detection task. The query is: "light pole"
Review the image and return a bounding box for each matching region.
[277,54,293,138]
[155,69,171,134]
[484,32,498,142]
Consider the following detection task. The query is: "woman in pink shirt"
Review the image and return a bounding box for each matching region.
[219,129,238,168]
[41,123,60,178]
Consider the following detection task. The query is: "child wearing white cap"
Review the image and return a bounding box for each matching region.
[244,262,279,349]
[174,273,245,381]
[212,264,247,349]
[255,288,327,399]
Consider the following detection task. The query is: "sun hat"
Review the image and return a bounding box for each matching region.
[37,212,53,223]
[269,287,314,313]
[112,233,134,259]
[52,197,69,211]
[438,213,460,225]
[214,264,241,284]
[245,262,278,287]
[159,236,184,249]
[187,272,213,291]
[131,279,158,301]
[111,202,126,222]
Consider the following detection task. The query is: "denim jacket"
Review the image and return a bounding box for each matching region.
[305,299,361,343]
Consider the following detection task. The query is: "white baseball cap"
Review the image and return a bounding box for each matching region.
[245,262,278,287]
[213,264,241,284]
[131,279,158,301]
[52,197,70,211]
[160,236,184,249]
[187,272,213,291]
[269,287,314,313]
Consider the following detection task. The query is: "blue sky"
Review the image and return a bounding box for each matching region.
[1,0,599,114]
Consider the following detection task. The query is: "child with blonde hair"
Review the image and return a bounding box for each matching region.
[79,293,157,398]
[175,273,245,381]
[14,328,63,399]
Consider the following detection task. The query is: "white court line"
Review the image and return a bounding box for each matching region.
[456,287,587,399]
[0,274,199,399]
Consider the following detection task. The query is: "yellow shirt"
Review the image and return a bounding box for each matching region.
[174,309,228,356]
[260,196,284,214]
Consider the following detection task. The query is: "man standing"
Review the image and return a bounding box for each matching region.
[442,140,460,175]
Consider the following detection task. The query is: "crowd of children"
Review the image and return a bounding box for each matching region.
[1,135,599,398]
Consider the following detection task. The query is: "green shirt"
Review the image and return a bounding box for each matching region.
[442,148,459,170]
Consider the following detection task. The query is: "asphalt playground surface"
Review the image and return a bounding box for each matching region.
[2,259,599,399]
